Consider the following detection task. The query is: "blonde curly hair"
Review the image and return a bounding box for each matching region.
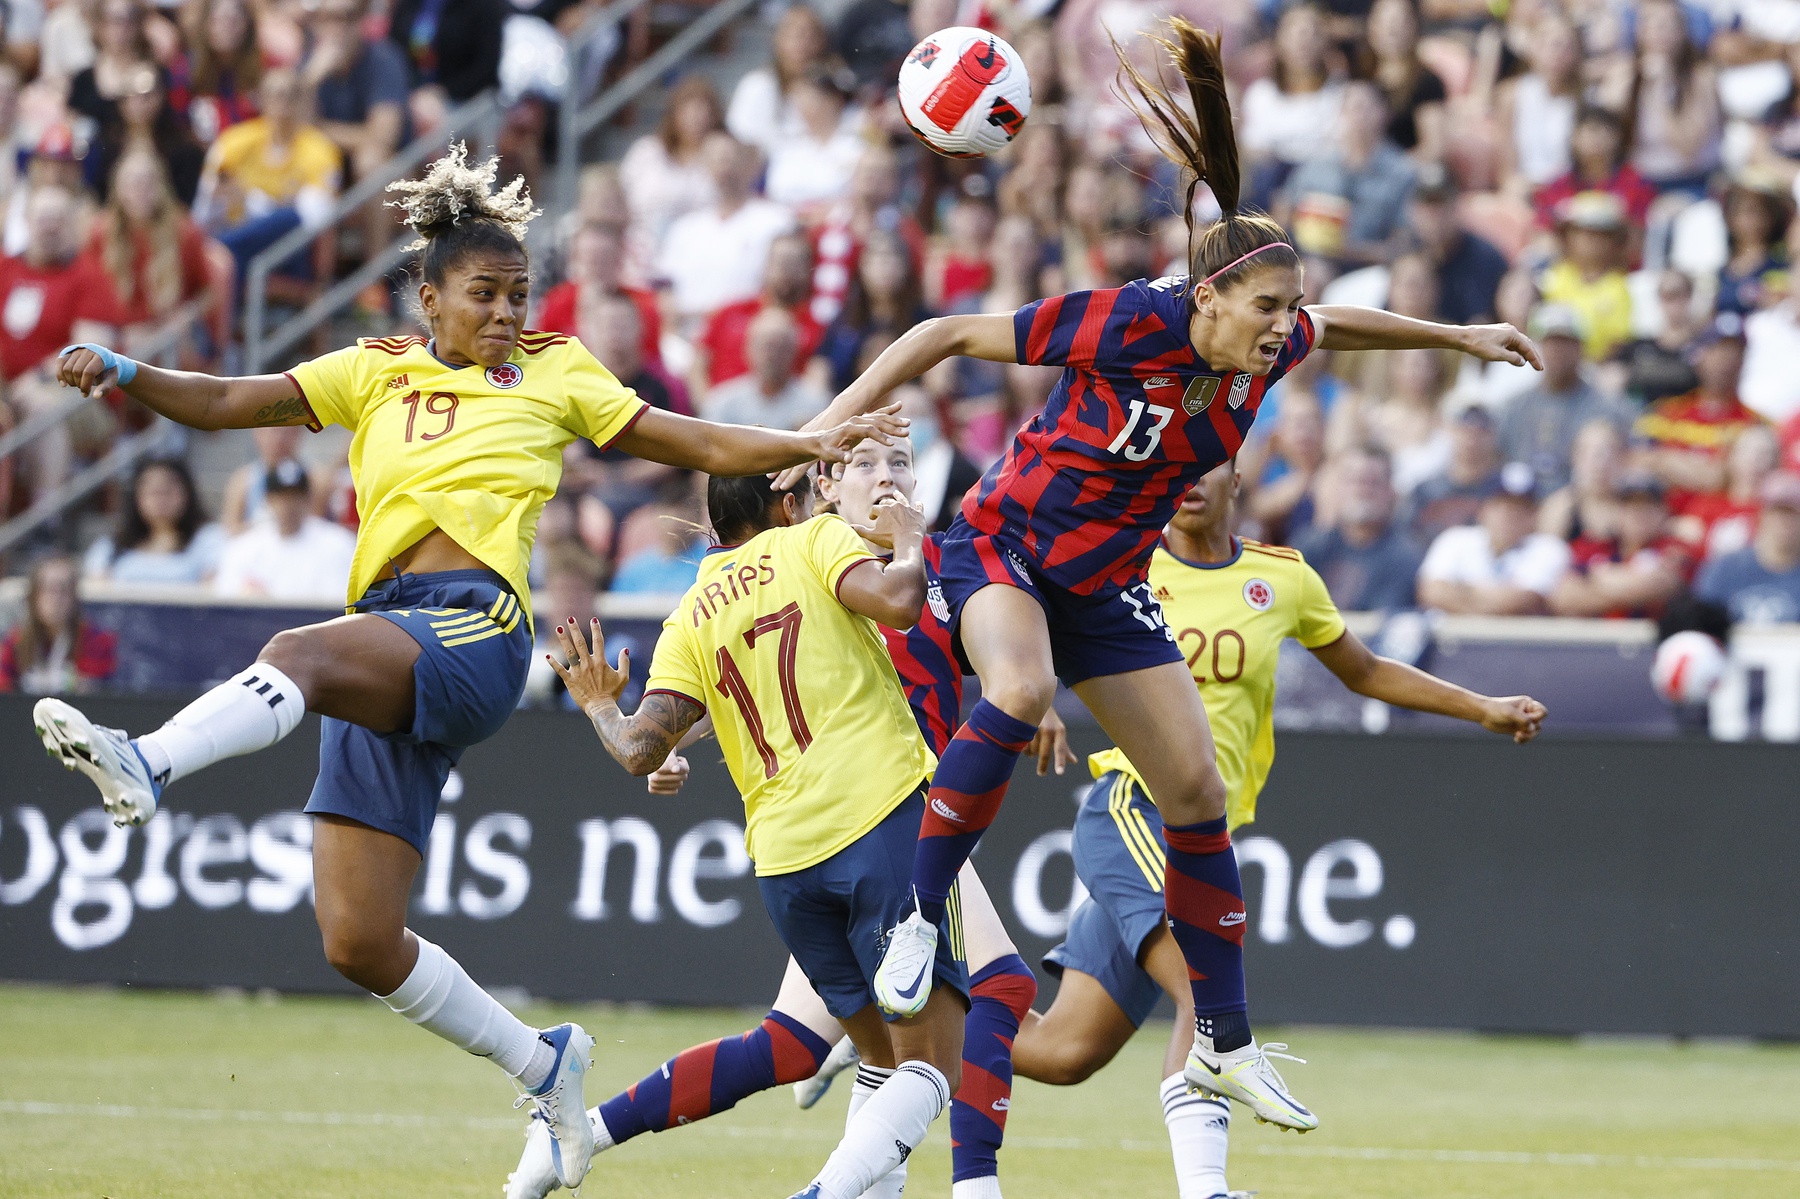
[385,142,540,256]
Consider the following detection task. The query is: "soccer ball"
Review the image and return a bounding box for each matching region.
[1651,630,1727,705]
[897,27,1032,159]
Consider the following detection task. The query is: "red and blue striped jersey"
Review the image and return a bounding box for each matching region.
[962,277,1317,595]
[877,534,963,756]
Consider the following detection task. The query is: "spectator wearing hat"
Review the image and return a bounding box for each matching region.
[213,458,356,603]
[4,124,93,257]
[1417,462,1574,616]
[1499,304,1630,496]
[1540,191,1635,361]
[1407,400,1506,546]
[1277,81,1416,269]
[0,555,115,695]
[1293,445,1423,612]
[1533,107,1657,255]
[1633,313,1765,516]
[702,306,829,431]
[763,63,865,215]
[1406,163,1508,326]
[1550,473,1693,619]
[1694,471,1800,624]
[655,132,794,327]
[1621,269,1703,405]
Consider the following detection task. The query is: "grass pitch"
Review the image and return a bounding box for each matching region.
[2,983,1797,1199]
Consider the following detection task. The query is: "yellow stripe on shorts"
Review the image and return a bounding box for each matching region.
[944,879,966,963]
[429,610,487,630]
[495,593,522,632]
[1109,774,1166,891]
[441,623,506,648]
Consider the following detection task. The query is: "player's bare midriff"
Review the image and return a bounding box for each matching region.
[384,527,489,579]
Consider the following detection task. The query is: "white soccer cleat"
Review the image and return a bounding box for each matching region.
[514,1023,595,1188]
[872,908,938,1018]
[34,697,161,827]
[505,1111,563,1199]
[794,1036,861,1109]
[1184,1039,1317,1132]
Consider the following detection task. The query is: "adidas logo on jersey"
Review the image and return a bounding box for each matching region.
[1154,586,1174,602]
[386,373,410,389]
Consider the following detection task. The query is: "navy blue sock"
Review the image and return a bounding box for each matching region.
[951,954,1038,1182]
[913,699,1037,924]
[1162,817,1251,1051]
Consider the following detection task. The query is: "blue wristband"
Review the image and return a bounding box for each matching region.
[58,342,136,386]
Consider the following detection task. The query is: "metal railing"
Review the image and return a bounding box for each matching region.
[0,311,201,555]
[242,91,506,374]
[554,0,761,219]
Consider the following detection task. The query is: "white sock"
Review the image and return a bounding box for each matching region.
[812,1061,948,1199]
[136,664,306,786]
[1161,1073,1230,1199]
[952,1176,1002,1199]
[847,1065,905,1199]
[584,1104,616,1151]
[379,936,550,1086]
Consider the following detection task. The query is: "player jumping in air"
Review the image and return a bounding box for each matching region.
[510,433,1063,1199]
[1009,458,1543,1196]
[34,145,902,1188]
[774,18,1544,1131]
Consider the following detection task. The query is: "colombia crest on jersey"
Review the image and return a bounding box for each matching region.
[964,277,1316,596]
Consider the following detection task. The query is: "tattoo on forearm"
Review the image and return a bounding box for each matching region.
[252,396,308,426]
[589,692,702,773]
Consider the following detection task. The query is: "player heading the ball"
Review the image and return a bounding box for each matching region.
[36,142,905,1187]
[777,17,1542,1135]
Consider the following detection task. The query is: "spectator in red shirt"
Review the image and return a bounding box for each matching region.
[1551,473,1693,619]
[83,149,219,355]
[1633,313,1764,516]
[0,555,117,694]
[1676,423,1778,564]
[3,184,127,503]
[692,231,821,393]
[1534,106,1657,264]
[533,221,661,369]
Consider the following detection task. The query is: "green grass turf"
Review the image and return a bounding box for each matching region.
[2,982,1798,1199]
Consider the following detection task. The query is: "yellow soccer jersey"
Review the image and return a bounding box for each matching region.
[287,331,647,617]
[1089,538,1346,829]
[644,514,936,876]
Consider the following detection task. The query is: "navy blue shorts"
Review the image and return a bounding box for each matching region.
[304,569,530,856]
[758,790,970,1021]
[935,522,1183,686]
[1041,770,1169,1028]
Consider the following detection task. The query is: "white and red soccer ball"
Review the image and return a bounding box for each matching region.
[1651,630,1727,706]
[897,27,1032,159]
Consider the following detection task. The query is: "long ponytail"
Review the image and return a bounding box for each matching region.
[1114,19,1298,294]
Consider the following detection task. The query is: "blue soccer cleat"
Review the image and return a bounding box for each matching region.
[34,697,161,827]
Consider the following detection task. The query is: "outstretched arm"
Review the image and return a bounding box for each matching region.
[59,345,309,430]
[837,498,930,629]
[550,618,705,775]
[1310,629,1546,743]
[1308,306,1545,369]
[614,403,909,477]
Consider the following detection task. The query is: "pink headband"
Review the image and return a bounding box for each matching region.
[1199,242,1292,286]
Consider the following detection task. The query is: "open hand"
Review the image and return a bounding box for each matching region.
[1481,695,1546,743]
[1029,705,1077,776]
[780,403,910,490]
[850,495,927,549]
[548,616,630,714]
[1462,323,1544,370]
[648,749,689,796]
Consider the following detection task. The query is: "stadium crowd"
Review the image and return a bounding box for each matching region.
[12,0,1800,694]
